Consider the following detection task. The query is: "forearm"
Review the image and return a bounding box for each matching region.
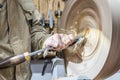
[31,25,51,51]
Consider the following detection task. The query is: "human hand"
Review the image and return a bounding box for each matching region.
[44,33,74,51]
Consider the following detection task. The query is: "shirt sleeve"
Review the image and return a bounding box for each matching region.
[17,0,51,51]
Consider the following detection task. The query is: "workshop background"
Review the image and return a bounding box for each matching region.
[31,0,120,80]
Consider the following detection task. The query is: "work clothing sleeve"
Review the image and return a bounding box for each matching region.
[17,0,51,51]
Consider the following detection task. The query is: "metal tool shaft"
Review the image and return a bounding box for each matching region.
[0,47,52,69]
[0,36,82,69]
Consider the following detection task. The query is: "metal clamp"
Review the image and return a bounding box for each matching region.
[41,59,52,76]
